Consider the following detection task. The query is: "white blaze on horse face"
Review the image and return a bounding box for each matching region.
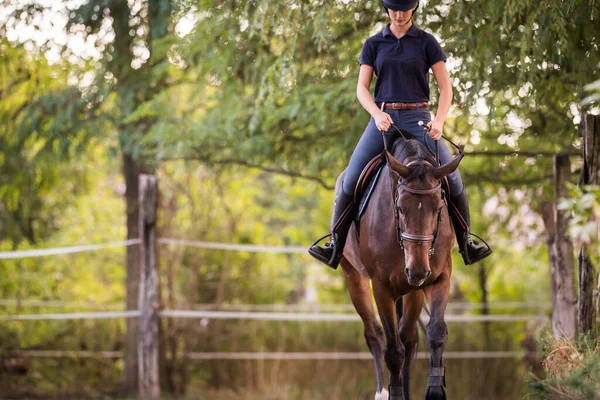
[418,202,422,210]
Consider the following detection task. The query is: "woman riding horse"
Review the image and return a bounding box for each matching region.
[308,0,492,269]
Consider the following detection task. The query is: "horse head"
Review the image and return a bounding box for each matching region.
[385,142,464,287]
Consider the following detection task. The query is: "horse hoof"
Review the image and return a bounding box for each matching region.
[375,388,389,400]
[425,385,446,400]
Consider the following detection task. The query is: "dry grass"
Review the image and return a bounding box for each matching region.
[543,336,585,381]
[540,335,599,399]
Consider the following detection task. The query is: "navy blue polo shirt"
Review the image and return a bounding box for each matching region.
[359,23,447,103]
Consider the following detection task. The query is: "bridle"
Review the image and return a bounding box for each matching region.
[392,160,445,259]
[380,114,461,260]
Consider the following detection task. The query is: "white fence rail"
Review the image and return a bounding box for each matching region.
[0,239,141,260]
[0,299,552,311]
[1,309,550,323]
[0,311,140,321]
[10,350,534,360]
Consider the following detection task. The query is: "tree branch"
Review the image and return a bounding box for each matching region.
[462,172,555,186]
[161,156,335,190]
[465,150,580,157]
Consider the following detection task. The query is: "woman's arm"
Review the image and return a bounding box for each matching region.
[357,64,393,132]
[428,60,453,140]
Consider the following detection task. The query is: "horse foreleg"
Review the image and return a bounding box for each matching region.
[423,273,450,400]
[398,290,423,400]
[373,281,405,400]
[341,259,387,400]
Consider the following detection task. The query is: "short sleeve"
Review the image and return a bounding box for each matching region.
[425,35,447,69]
[359,39,375,67]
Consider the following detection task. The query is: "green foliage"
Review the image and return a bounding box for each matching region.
[0,41,93,245]
[136,0,385,179]
[558,180,600,265]
[582,66,600,106]
[426,0,599,202]
[2,0,600,398]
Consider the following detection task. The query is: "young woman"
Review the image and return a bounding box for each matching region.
[308,0,492,269]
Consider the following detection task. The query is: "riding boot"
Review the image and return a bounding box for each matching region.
[448,189,492,265]
[308,191,355,270]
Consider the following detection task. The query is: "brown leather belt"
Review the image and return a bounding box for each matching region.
[377,101,429,110]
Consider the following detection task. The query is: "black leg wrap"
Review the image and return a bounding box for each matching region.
[425,367,447,400]
[388,385,405,400]
[427,367,446,387]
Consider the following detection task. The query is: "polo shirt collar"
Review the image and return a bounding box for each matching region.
[383,23,420,38]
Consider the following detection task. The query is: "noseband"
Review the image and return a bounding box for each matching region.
[393,161,445,259]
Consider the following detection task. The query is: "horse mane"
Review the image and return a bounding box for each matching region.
[391,138,437,182]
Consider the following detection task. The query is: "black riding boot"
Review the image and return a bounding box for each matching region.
[308,191,354,270]
[449,189,492,265]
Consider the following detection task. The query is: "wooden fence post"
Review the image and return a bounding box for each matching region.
[578,114,599,338]
[138,175,160,399]
[552,155,576,339]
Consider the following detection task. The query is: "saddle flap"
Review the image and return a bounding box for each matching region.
[354,153,386,204]
[353,153,386,236]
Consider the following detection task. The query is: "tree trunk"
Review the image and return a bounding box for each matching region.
[117,1,172,393]
[578,250,595,337]
[552,155,576,339]
[578,114,599,338]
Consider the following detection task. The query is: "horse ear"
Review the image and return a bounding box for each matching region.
[386,151,411,177]
[432,153,465,179]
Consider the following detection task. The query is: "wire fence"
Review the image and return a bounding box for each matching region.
[0,236,544,260]
[0,239,141,260]
[0,299,552,312]
[9,350,535,360]
[0,237,551,364]
[0,309,551,323]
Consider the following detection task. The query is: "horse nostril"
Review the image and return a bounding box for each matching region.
[404,267,410,278]
[426,270,432,279]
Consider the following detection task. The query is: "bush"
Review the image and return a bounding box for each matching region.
[532,334,600,399]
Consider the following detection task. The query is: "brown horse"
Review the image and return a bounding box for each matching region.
[337,138,463,400]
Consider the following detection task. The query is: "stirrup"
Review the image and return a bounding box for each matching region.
[469,232,491,249]
[461,232,492,265]
[308,233,340,270]
[310,233,333,247]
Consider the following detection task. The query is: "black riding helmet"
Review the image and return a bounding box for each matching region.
[382,0,418,10]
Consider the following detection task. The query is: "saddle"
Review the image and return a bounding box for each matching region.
[351,153,386,238]
[353,153,386,228]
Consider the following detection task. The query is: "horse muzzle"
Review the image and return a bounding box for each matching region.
[405,267,431,287]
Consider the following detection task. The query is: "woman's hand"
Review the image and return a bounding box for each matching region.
[374,111,394,132]
[426,118,444,140]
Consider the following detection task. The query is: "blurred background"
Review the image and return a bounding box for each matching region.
[0,0,599,399]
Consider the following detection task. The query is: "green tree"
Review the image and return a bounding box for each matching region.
[1,0,175,392]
